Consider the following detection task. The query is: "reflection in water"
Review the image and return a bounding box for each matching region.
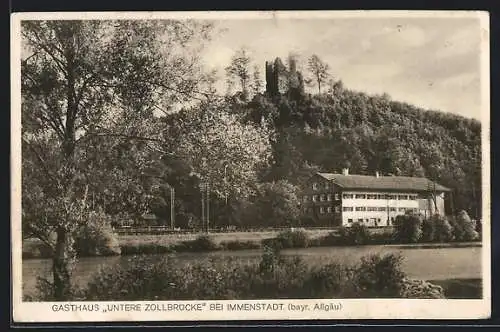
[22,246,482,297]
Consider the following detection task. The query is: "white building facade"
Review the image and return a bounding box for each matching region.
[301,169,450,227]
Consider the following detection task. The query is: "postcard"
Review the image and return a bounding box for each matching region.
[11,10,491,322]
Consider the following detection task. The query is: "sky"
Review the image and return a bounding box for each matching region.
[200,15,484,120]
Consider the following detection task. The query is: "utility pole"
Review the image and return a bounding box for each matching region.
[206,182,210,233]
[224,164,228,205]
[170,187,175,229]
[201,182,205,232]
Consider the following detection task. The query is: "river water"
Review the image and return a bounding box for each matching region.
[22,245,482,297]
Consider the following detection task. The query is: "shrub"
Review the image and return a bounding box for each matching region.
[316,231,344,246]
[23,240,53,259]
[352,253,406,298]
[77,252,439,301]
[346,222,370,245]
[27,276,85,301]
[431,215,454,243]
[219,240,261,251]
[304,263,356,298]
[74,211,121,257]
[452,210,479,242]
[370,228,395,245]
[400,278,445,299]
[252,181,301,227]
[394,214,423,243]
[421,219,435,243]
[175,234,220,252]
[261,237,284,250]
[274,229,309,248]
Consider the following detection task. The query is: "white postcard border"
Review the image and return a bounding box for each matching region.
[11,10,491,323]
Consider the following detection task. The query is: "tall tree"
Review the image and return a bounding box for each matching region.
[21,20,214,299]
[163,103,274,229]
[252,64,263,95]
[225,48,252,97]
[307,54,330,94]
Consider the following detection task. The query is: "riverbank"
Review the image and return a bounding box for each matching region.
[23,247,483,301]
[22,229,482,259]
[430,278,482,299]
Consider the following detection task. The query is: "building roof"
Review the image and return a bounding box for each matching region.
[316,172,451,192]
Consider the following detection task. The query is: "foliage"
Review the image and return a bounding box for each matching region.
[394,214,423,243]
[344,222,370,245]
[21,20,216,299]
[430,214,454,243]
[250,180,301,227]
[74,211,121,257]
[400,278,445,299]
[262,229,310,249]
[452,210,479,241]
[421,218,436,242]
[306,54,330,94]
[353,253,406,298]
[219,240,262,251]
[64,252,426,301]
[174,234,220,252]
[241,87,481,219]
[225,47,253,97]
[164,104,274,201]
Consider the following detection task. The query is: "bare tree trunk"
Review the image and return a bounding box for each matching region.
[53,227,72,300]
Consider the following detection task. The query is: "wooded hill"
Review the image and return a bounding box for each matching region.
[228,82,482,220]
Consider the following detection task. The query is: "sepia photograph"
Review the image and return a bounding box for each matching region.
[11,11,490,322]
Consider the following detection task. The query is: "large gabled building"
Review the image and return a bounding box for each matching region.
[301,168,451,227]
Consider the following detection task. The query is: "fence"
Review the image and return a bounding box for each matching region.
[113,225,394,236]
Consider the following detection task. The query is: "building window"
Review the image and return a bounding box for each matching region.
[365,218,369,223]
[320,207,325,214]
[390,217,395,223]
[386,194,396,200]
[324,182,329,190]
[312,195,318,202]
[355,207,366,212]
[312,182,318,191]
[335,206,340,213]
[358,218,363,223]
[378,207,386,211]
[390,207,396,212]
[367,194,377,199]
[327,194,332,201]
[343,194,353,199]
[348,219,353,223]
[398,208,406,212]
[303,195,308,202]
[398,195,409,200]
[355,194,366,199]
[320,194,326,202]
[327,206,332,213]
[335,193,340,200]
[343,207,353,212]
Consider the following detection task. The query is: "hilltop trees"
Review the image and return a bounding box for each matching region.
[21,20,215,299]
[225,48,252,98]
[307,54,330,94]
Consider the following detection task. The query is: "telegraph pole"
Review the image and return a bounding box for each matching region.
[206,182,210,233]
[201,182,205,232]
[170,187,175,229]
